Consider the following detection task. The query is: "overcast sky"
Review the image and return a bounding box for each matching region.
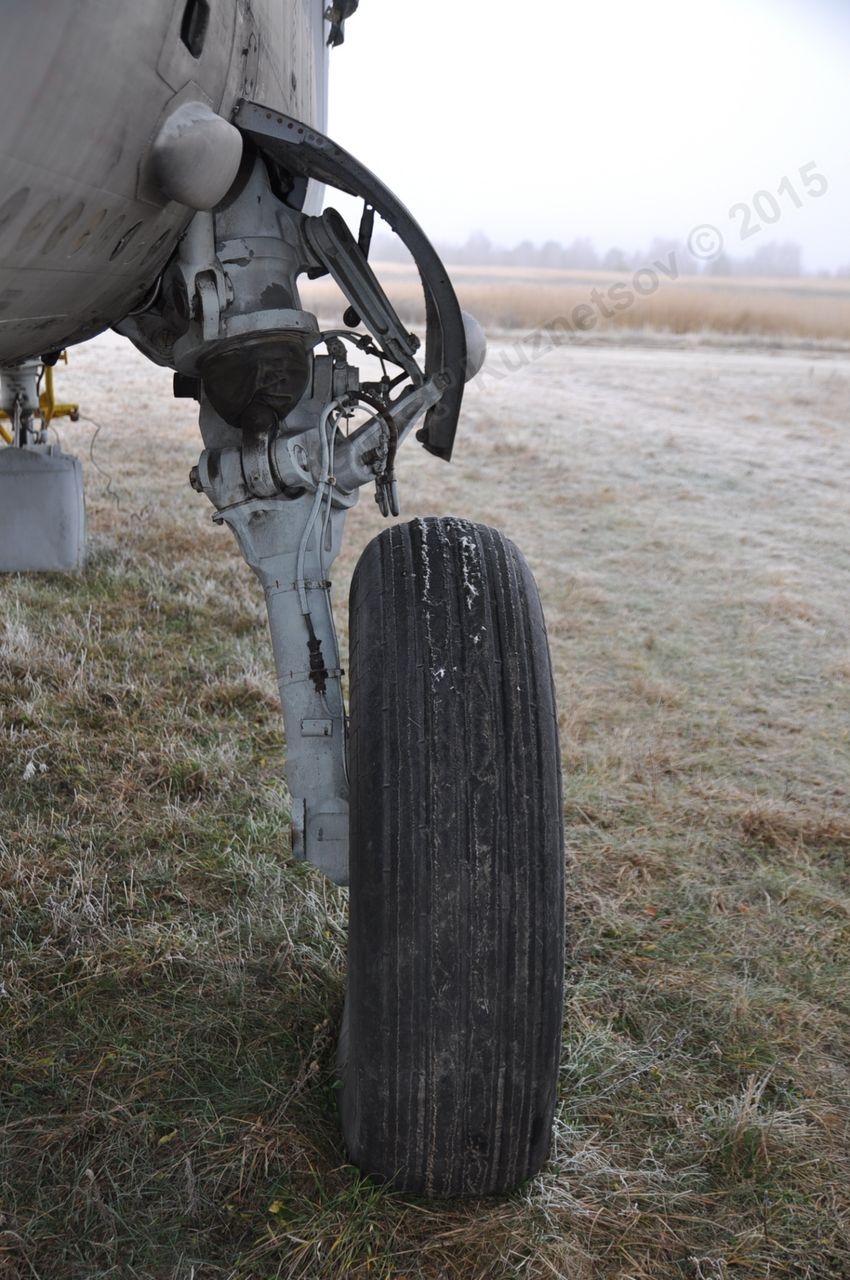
[327,0,850,272]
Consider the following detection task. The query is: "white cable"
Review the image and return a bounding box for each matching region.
[295,398,340,615]
[318,411,337,581]
[295,399,349,772]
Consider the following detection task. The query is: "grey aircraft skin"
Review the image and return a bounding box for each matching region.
[0,0,567,1200]
[0,0,328,363]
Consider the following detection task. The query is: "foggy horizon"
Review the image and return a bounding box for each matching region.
[329,0,850,274]
[370,228,843,280]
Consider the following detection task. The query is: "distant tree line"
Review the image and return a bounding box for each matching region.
[372,230,845,279]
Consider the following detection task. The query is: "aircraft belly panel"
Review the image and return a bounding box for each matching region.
[0,0,329,362]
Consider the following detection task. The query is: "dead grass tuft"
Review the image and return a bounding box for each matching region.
[740,802,850,855]
[302,264,850,342]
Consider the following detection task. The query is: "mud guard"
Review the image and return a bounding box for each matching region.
[232,99,467,460]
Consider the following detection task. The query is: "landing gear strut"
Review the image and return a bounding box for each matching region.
[118,106,564,1196]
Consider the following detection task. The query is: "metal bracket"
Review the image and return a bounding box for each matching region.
[325,0,359,47]
[304,209,422,384]
[232,99,468,460]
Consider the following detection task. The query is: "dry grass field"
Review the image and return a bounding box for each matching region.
[303,263,850,343]
[1,319,849,1279]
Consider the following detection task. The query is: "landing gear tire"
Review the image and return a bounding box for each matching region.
[338,517,564,1198]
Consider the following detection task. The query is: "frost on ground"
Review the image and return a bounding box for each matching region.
[0,329,848,1279]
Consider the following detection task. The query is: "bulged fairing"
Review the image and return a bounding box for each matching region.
[0,0,328,363]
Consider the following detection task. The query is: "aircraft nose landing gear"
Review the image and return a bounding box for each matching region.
[119,108,564,1197]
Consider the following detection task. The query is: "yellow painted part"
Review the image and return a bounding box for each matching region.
[0,352,79,431]
[39,363,80,426]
